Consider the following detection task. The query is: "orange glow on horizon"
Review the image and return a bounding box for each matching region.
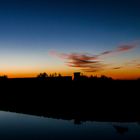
[1,68,139,80]
[1,69,74,78]
[0,63,139,79]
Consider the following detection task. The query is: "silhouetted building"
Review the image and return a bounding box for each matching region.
[74,72,81,81]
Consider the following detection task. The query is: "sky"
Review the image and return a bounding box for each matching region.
[0,0,140,79]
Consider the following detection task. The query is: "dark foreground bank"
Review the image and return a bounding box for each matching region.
[0,78,140,123]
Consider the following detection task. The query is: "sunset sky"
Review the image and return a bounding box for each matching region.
[0,0,140,79]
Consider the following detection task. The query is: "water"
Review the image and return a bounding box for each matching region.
[0,111,140,140]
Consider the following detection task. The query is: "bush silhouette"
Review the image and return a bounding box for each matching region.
[37,72,48,79]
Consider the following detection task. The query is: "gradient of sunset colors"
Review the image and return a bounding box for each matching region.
[0,0,140,79]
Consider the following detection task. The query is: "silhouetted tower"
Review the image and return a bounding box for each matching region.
[74,72,81,81]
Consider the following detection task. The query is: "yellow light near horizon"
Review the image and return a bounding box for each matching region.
[1,69,74,78]
[100,68,140,80]
[0,65,140,79]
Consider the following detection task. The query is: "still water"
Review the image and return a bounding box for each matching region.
[0,111,140,140]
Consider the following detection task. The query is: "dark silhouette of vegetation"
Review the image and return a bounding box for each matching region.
[0,72,139,123]
[37,72,48,79]
[0,75,8,80]
[36,72,113,81]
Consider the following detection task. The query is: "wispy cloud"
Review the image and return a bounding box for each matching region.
[136,64,140,68]
[113,67,122,70]
[116,44,137,52]
[100,51,113,56]
[63,53,104,72]
[123,58,140,68]
[49,42,139,72]
[99,43,138,57]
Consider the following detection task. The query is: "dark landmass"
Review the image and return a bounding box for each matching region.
[0,73,140,123]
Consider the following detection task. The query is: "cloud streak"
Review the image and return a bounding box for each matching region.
[50,42,138,72]
[99,44,138,57]
[113,67,122,70]
[63,53,104,72]
[116,44,137,52]
[136,64,140,68]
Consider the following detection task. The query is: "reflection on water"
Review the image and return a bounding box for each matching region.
[0,111,140,140]
[113,125,128,135]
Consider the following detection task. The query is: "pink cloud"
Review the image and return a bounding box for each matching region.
[63,53,104,72]
[49,41,139,72]
[116,44,137,52]
[98,44,138,57]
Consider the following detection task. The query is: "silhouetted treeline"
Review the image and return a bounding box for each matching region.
[1,72,140,81]
[0,75,8,80]
[36,72,113,81]
[0,72,140,123]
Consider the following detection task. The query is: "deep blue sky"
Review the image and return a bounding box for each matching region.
[0,0,140,78]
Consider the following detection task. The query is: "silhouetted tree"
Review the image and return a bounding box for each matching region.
[137,78,140,81]
[37,72,48,79]
[100,75,112,80]
[54,73,57,77]
[0,75,8,79]
[58,73,62,77]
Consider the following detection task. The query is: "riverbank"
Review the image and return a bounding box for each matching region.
[0,78,139,123]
